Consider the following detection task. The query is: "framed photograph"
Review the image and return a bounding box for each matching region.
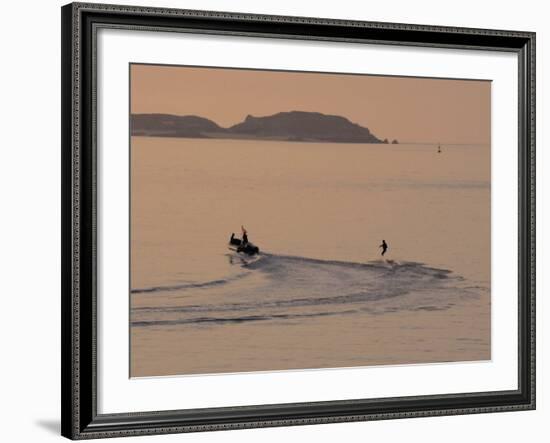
[61,2,536,439]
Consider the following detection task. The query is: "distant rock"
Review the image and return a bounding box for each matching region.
[131,111,384,144]
[227,111,382,143]
[391,139,399,144]
[131,114,223,138]
[383,138,389,144]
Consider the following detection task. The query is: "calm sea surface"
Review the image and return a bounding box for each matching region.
[130,137,490,377]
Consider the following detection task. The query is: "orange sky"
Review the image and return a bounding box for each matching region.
[130,64,491,145]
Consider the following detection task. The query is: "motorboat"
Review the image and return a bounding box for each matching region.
[229,233,260,255]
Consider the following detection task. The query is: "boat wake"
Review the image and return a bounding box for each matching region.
[131,253,486,328]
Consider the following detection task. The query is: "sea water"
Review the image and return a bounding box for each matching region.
[130,137,490,376]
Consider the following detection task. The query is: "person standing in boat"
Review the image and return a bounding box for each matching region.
[241,225,249,246]
[379,239,388,256]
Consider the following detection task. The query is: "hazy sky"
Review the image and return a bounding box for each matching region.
[130,64,491,144]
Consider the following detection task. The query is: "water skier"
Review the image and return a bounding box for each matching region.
[379,240,388,256]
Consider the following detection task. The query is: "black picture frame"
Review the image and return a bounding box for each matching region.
[61,2,536,439]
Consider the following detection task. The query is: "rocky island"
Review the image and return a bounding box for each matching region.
[131,111,384,144]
